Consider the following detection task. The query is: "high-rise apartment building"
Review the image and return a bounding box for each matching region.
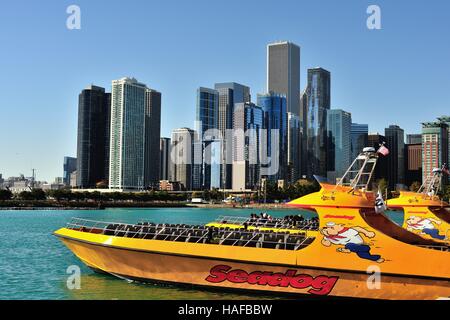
[76,85,111,188]
[109,77,161,190]
[267,41,300,115]
[303,68,331,178]
[422,120,449,185]
[327,109,352,183]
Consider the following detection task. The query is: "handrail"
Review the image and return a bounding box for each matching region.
[64,217,316,250]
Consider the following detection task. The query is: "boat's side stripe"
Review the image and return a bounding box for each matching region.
[54,233,450,282]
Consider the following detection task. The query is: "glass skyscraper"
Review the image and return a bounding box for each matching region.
[267,41,301,115]
[287,112,302,184]
[257,92,287,182]
[327,109,352,183]
[63,156,77,186]
[303,68,331,178]
[109,77,161,190]
[159,137,171,181]
[350,123,369,161]
[195,87,219,190]
[76,85,111,188]
[384,125,405,189]
[232,103,263,190]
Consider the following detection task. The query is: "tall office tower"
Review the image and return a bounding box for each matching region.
[170,128,197,190]
[159,137,171,181]
[405,143,422,186]
[109,77,161,190]
[267,41,300,115]
[63,157,77,186]
[384,125,405,190]
[145,89,162,188]
[257,92,288,182]
[350,123,369,161]
[196,87,219,190]
[287,112,302,184]
[214,82,251,189]
[76,85,111,188]
[304,68,331,178]
[232,103,263,190]
[422,121,449,185]
[326,109,352,183]
[406,134,422,145]
[368,132,387,181]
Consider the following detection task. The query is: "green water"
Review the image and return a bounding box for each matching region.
[0,207,403,300]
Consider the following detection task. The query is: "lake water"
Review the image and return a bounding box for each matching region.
[0,207,402,300]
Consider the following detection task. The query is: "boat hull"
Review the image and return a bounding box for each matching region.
[58,235,450,300]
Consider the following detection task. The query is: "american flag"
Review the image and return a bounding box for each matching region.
[377,144,389,156]
[443,165,450,175]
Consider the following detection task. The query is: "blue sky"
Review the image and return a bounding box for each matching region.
[0,0,449,182]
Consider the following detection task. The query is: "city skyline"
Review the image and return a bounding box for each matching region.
[1,1,450,182]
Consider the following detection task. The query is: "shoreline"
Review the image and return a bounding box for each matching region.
[0,202,292,210]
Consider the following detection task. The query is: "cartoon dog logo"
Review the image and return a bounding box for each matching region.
[405,216,446,241]
[320,222,384,263]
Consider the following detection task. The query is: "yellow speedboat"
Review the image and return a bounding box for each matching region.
[387,167,450,243]
[54,148,450,299]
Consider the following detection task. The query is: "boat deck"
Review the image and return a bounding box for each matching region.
[66,218,316,251]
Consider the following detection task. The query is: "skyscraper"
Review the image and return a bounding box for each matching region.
[214,82,251,189]
[406,134,422,145]
[109,77,161,190]
[267,41,300,115]
[422,120,449,185]
[350,123,369,160]
[232,103,263,190]
[384,125,405,189]
[160,137,171,181]
[257,92,287,182]
[327,109,352,183]
[303,68,331,178]
[63,156,77,186]
[76,85,111,188]
[287,112,302,184]
[196,87,219,190]
[368,132,387,181]
[170,128,197,190]
[405,143,422,186]
[144,89,162,188]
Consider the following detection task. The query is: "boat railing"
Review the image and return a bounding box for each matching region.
[65,217,316,250]
[214,215,319,231]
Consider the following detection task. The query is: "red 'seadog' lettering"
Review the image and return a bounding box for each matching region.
[205,265,339,296]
